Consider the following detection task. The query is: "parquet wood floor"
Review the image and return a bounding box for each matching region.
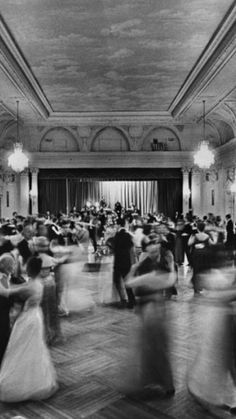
[0,258,233,418]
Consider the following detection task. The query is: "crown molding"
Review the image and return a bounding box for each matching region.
[46,110,175,125]
[26,150,192,169]
[169,2,236,117]
[0,16,52,119]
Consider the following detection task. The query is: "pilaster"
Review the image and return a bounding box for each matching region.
[181,167,191,215]
[19,169,30,216]
[30,168,39,215]
[191,168,202,217]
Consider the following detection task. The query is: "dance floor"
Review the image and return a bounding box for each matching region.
[0,254,232,419]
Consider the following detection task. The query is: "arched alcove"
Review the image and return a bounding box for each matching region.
[209,119,234,145]
[91,127,129,152]
[0,120,25,151]
[142,127,181,151]
[40,127,78,152]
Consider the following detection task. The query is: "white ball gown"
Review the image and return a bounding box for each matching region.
[0,279,58,402]
[188,267,236,409]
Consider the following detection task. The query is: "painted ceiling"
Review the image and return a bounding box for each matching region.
[0,0,233,112]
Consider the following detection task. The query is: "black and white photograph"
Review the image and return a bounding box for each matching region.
[0,0,235,418]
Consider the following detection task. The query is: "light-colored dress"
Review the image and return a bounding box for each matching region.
[188,268,236,408]
[0,279,58,402]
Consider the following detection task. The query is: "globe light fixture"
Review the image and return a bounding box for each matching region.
[8,101,29,173]
[230,178,236,193]
[193,100,214,169]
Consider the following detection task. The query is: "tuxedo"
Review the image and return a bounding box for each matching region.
[226,218,234,249]
[113,228,136,308]
[17,239,34,265]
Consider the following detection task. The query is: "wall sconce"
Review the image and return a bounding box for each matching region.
[230,179,236,193]
[183,185,191,199]
[29,189,37,205]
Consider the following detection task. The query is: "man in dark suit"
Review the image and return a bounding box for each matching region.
[17,223,35,266]
[113,218,136,308]
[225,214,234,256]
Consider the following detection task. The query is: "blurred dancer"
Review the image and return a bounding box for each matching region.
[126,235,176,396]
[0,254,15,365]
[39,254,59,345]
[188,246,236,413]
[225,214,235,259]
[188,221,215,294]
[113,218,136,308]
[0,256,58,402]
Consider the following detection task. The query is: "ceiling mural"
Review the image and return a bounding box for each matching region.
[0,0,233,112]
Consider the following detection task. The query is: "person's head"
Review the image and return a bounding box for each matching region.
[34,236,49,254]
[158,223,169,236]
[37,222,48,238]
[145,233,162,260]
[60,219,70,234]
[226,214,231,220]
[39,254,53,278]
[26,256,42,279]
[143,224,152,236]
[23,224,34,241]
[0,253,15,275]
[176,219,184,230]
[117,217,126,228]
[197,221,206,232]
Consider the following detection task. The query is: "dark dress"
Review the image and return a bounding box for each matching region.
[132,256,175,392]
[191,236,210,293]
[0,294,11,365]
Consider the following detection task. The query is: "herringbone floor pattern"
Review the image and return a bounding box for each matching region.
[0,258,232,418]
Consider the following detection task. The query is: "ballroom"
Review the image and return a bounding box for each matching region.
[0,1,235,418]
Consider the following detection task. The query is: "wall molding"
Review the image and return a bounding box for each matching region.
[24,150,192,169]
[169,2,236,117]
[0,16,52,119]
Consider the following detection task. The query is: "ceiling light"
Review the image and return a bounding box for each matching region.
[193,100,214,169]
[8,100,29,173]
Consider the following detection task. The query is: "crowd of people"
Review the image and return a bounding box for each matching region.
[0,200,236,414]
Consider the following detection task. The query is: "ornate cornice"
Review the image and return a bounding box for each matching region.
[0,16,52,119]
[169,3,236,117]
[29,151,192,169]
[47,111,174,126]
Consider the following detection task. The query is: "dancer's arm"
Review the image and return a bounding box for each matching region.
[126,270,176,291]
[0,280,29,298]
[201,287,236,301]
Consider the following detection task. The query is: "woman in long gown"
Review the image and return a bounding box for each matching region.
[0,254,15,366]
[188,247,236,412]
[126,234,176,395]
[0,256,58,402]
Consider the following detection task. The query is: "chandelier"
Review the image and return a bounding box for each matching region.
[8,100,29,173]
[193,100,214,169]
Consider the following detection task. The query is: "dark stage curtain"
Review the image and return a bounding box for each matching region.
[38,179,67,215]
[158,179,182,219]
[38,169,182,218]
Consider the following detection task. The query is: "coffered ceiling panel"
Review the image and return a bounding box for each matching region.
[0,0,233,113]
